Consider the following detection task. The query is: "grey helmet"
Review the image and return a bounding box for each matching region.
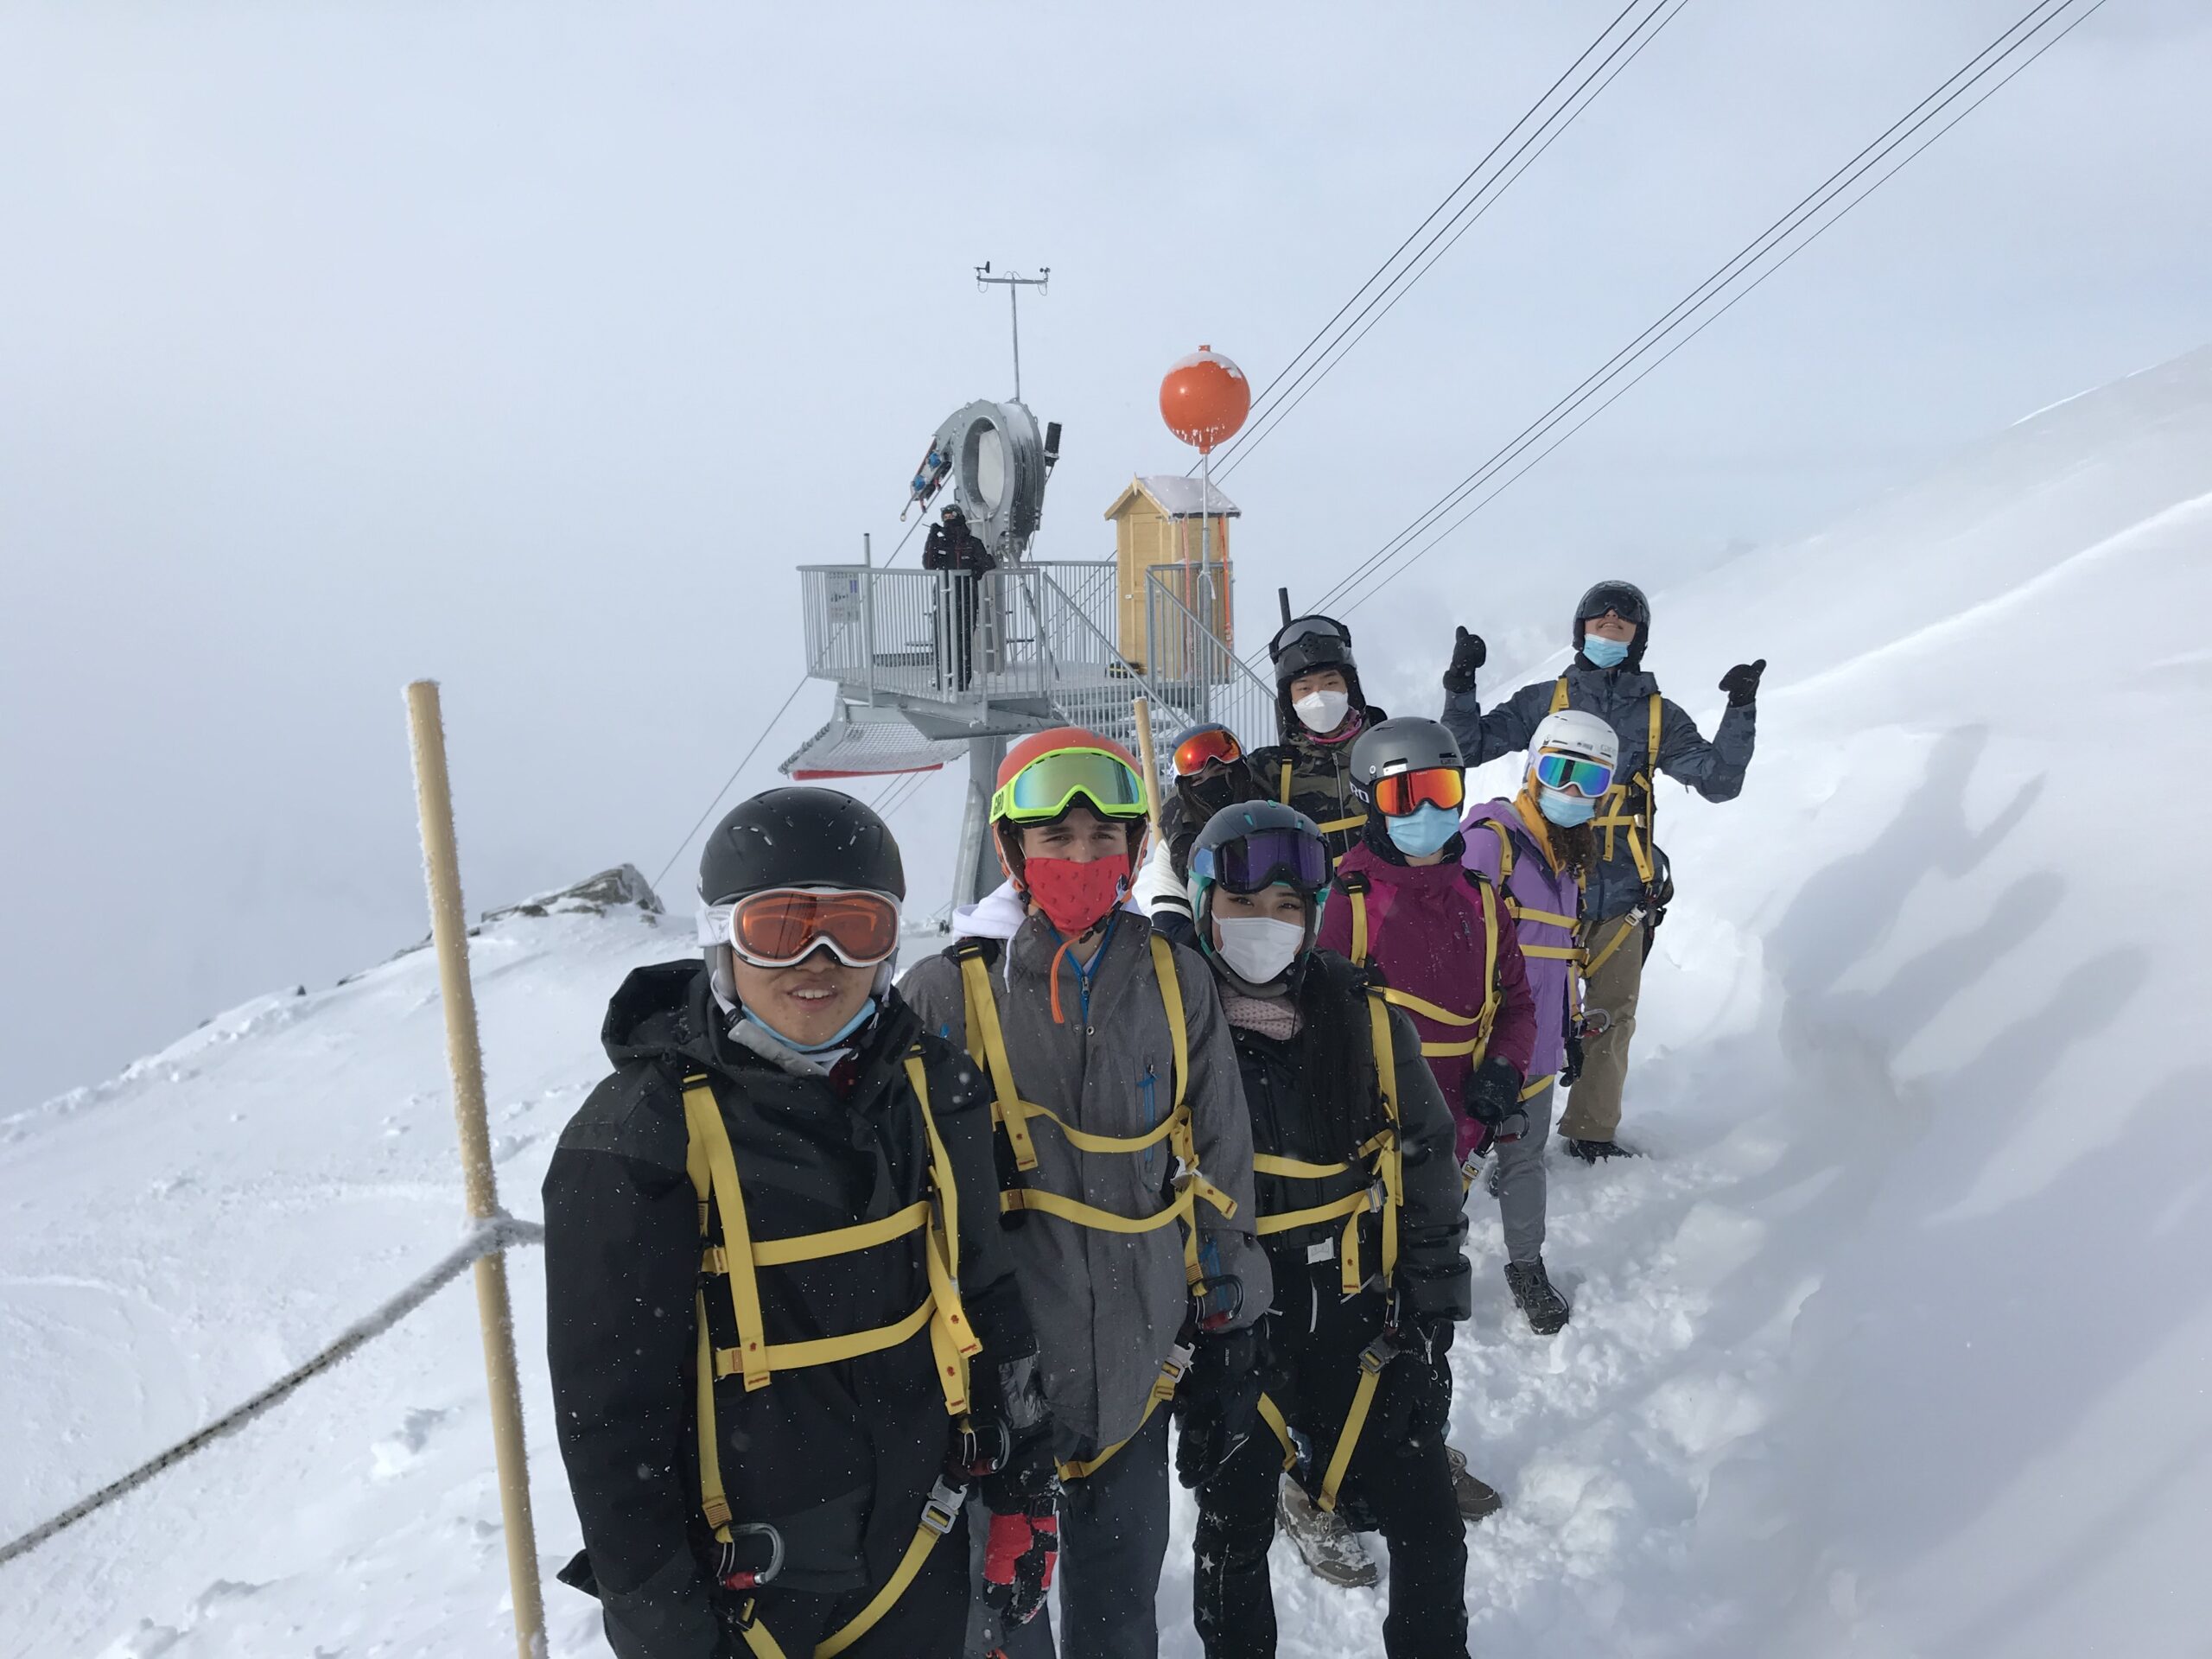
[1347,717,1465,803]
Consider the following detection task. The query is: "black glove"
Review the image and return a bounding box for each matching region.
[1461,1054,1525,1128]
[1719,658,1765,707]
[1173,1324,1263,1490]
[1561,1033,1586,1088]
[1370,1318,1454,1451]
[1442,626,1487,694]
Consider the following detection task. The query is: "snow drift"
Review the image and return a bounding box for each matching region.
[3,346,2209,1658]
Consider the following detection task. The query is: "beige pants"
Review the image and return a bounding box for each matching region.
[1560,912,1643,1143]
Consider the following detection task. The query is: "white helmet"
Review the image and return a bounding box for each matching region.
[1528,709,1619,772]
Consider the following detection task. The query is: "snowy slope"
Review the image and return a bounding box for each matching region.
[4,346,2209,1658]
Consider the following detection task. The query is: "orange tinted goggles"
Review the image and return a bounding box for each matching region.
[728,887,901,968]
[1172,726,1244,777]
[1371,766,1465,818]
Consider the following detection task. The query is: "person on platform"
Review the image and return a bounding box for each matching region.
[924,504,998,692]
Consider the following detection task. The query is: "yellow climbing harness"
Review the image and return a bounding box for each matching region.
[1549,677,1664,888]
[956,930,1238,1481]
[682,1058,978,1659]
[1341,872,1502,1064]
[1279,759,1366,860]
[1253,986,1408,1512]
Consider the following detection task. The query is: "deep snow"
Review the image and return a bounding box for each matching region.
[4,346,2209,1658]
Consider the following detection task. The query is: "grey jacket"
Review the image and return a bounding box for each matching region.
[899,908,1269,1465]
[1442,660,1755,923]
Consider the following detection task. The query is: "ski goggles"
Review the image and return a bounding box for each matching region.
[990,747,1148,824]
[1533,750,1617,798]
[1172,726,1244,777]
[706,887,903,969]
[1191,826,1331,895]
[1370,766,1465,818]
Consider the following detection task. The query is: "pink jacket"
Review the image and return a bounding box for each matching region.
[1318,840,1537,1158]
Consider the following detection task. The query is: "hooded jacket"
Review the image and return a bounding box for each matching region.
[1316,833,1537,1159]
[1249,702,1389,867]
[1225,953,1470,1330]
[1440,658,1754,924]
[899,900,1269,1465]
[543,963,1035,1659]
[1459,795,1583,1082]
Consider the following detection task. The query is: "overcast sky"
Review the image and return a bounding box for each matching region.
[3,1,2205,1113]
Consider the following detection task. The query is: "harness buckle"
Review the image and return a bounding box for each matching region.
[1357,1332,1399,1376]
[920,1477,964,1536]
[713,1522,786,1591]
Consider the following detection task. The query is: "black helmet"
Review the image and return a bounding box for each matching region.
[1573,580,1650,664]
[698,787,906,904]
[1268,613,1368,739]
[1347,716,1465,802]
[1268,613,1357,685]
[1188,800,1331,996]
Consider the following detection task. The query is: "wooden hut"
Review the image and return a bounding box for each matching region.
[1103,474,1239,670]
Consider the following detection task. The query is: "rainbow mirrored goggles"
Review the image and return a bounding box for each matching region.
[989,747,1148,824]
[1371,766,1465,817]
[698,887,903,968]
[1533,750,1616,798]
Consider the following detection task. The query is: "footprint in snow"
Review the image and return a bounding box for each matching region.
[371,1405,455,1479]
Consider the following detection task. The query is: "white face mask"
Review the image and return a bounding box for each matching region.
[1213,915,1307,987]
[1293,689,1351,734]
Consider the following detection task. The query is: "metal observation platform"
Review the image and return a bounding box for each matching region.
[779,390,1275,908]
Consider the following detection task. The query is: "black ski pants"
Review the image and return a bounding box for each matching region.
[945,572,982,690]
[734,1508,970,1659]
[1192,1294,1468,1659]
[970,1407,1172,1659]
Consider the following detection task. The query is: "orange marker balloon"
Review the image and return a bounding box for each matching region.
[1160,346,1251,454]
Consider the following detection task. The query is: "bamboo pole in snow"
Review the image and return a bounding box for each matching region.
[404,679,547,1659]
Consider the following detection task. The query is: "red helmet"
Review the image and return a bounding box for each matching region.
[990,726,1151,886]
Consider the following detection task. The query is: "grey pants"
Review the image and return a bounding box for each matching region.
[967,1408,1171,1659]
[1492,1077,1555,1265]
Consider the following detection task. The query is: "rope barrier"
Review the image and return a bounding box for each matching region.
[0,1213,544,1573]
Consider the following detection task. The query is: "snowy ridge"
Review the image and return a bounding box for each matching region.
[4,346,2209,1657]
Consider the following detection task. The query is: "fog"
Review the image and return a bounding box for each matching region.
[3,1,2203,1112]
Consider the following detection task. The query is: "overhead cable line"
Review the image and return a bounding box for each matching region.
[1287,0,2102,630]
[1199,0,1688,482]
[651,672,812,893]
[1339,0,2111,621]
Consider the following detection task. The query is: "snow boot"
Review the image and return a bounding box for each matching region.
[1443,1446,1504,1522]
[1276,1475,1378,1587]
[1563,1137,1633,1164]
[1505,1257,1572,1335]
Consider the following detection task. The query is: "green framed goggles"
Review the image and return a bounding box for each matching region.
[990,747,1148,824]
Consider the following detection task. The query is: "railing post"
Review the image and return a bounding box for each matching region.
[861,535,877,704]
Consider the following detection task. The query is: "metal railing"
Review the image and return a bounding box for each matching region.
[797,560,1161,718]
[1143,569,1279,753]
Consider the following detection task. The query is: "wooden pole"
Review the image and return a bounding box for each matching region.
[1132,695,1164,836]
[404,680,547,1659]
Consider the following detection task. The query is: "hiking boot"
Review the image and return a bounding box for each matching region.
[1562,1137,1632,1164]
[1277,1475,1377,1587]
[1504,1257,1572,1335]
[1443,1446,1504,1523]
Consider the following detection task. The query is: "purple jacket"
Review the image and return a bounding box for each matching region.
[1460,797,1583,1083]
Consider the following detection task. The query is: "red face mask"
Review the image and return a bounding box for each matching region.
[1021,855,1128,939]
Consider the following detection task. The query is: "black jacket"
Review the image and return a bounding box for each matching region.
[543,963,1036,1659]
[1249,705,1389,867]
[1227,952,1469,1331]
[922,520,996,576]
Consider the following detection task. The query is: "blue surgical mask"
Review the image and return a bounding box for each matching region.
[1386,804,1461,857]
[1581,634,1630,669]
[1537,788,1597,827]
[742,997,876,1055]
